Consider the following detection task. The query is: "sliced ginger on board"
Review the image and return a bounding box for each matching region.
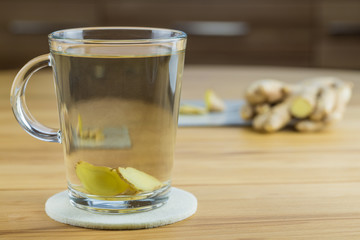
[179,105,207,115]
[179,89,225,115]
[205,89,226,112]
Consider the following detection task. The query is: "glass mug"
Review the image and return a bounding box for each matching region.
[10,27,186,213]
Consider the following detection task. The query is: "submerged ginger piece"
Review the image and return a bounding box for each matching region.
[76,161,131,196]
[117,167,163,192]
[76,161,163,196]
[241,77,353,133]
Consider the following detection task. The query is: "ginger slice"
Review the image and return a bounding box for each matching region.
[290,77,341,119]
[205,89,226,112]
[179,105,207,115]
[290,85,319,119]
[290,97,314,119]
[117,167,163,192]
[76,161,130,196]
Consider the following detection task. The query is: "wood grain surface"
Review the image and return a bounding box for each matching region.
[1,65,360,239]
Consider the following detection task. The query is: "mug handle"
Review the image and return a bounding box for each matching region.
[10,54,61,143]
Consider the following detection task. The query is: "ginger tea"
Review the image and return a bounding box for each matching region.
[11,27,186,213]
[52,49,184,202]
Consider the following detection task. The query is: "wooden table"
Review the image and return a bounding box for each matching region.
[1,65,360,239]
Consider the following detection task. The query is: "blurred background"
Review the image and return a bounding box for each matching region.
[1,0,360,69]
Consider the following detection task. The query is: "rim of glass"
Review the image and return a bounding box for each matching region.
[49,26,187,44]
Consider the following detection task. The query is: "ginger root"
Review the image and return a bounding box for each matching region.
[245,79,291,105]
[241,77,353,133]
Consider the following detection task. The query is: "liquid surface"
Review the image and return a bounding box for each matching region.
[52,50,184,196]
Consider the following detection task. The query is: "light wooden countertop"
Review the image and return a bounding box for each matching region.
[1,65,360,239]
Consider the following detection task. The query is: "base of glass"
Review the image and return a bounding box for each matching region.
[68,185,171,214]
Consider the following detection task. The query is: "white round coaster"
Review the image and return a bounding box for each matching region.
[45,187,197,230]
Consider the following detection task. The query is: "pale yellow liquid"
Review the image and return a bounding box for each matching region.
[52,50,184,196]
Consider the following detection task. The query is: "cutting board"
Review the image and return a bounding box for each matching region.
[178,100,249,127]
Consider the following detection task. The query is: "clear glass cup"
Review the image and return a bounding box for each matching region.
[10,27,187,213]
